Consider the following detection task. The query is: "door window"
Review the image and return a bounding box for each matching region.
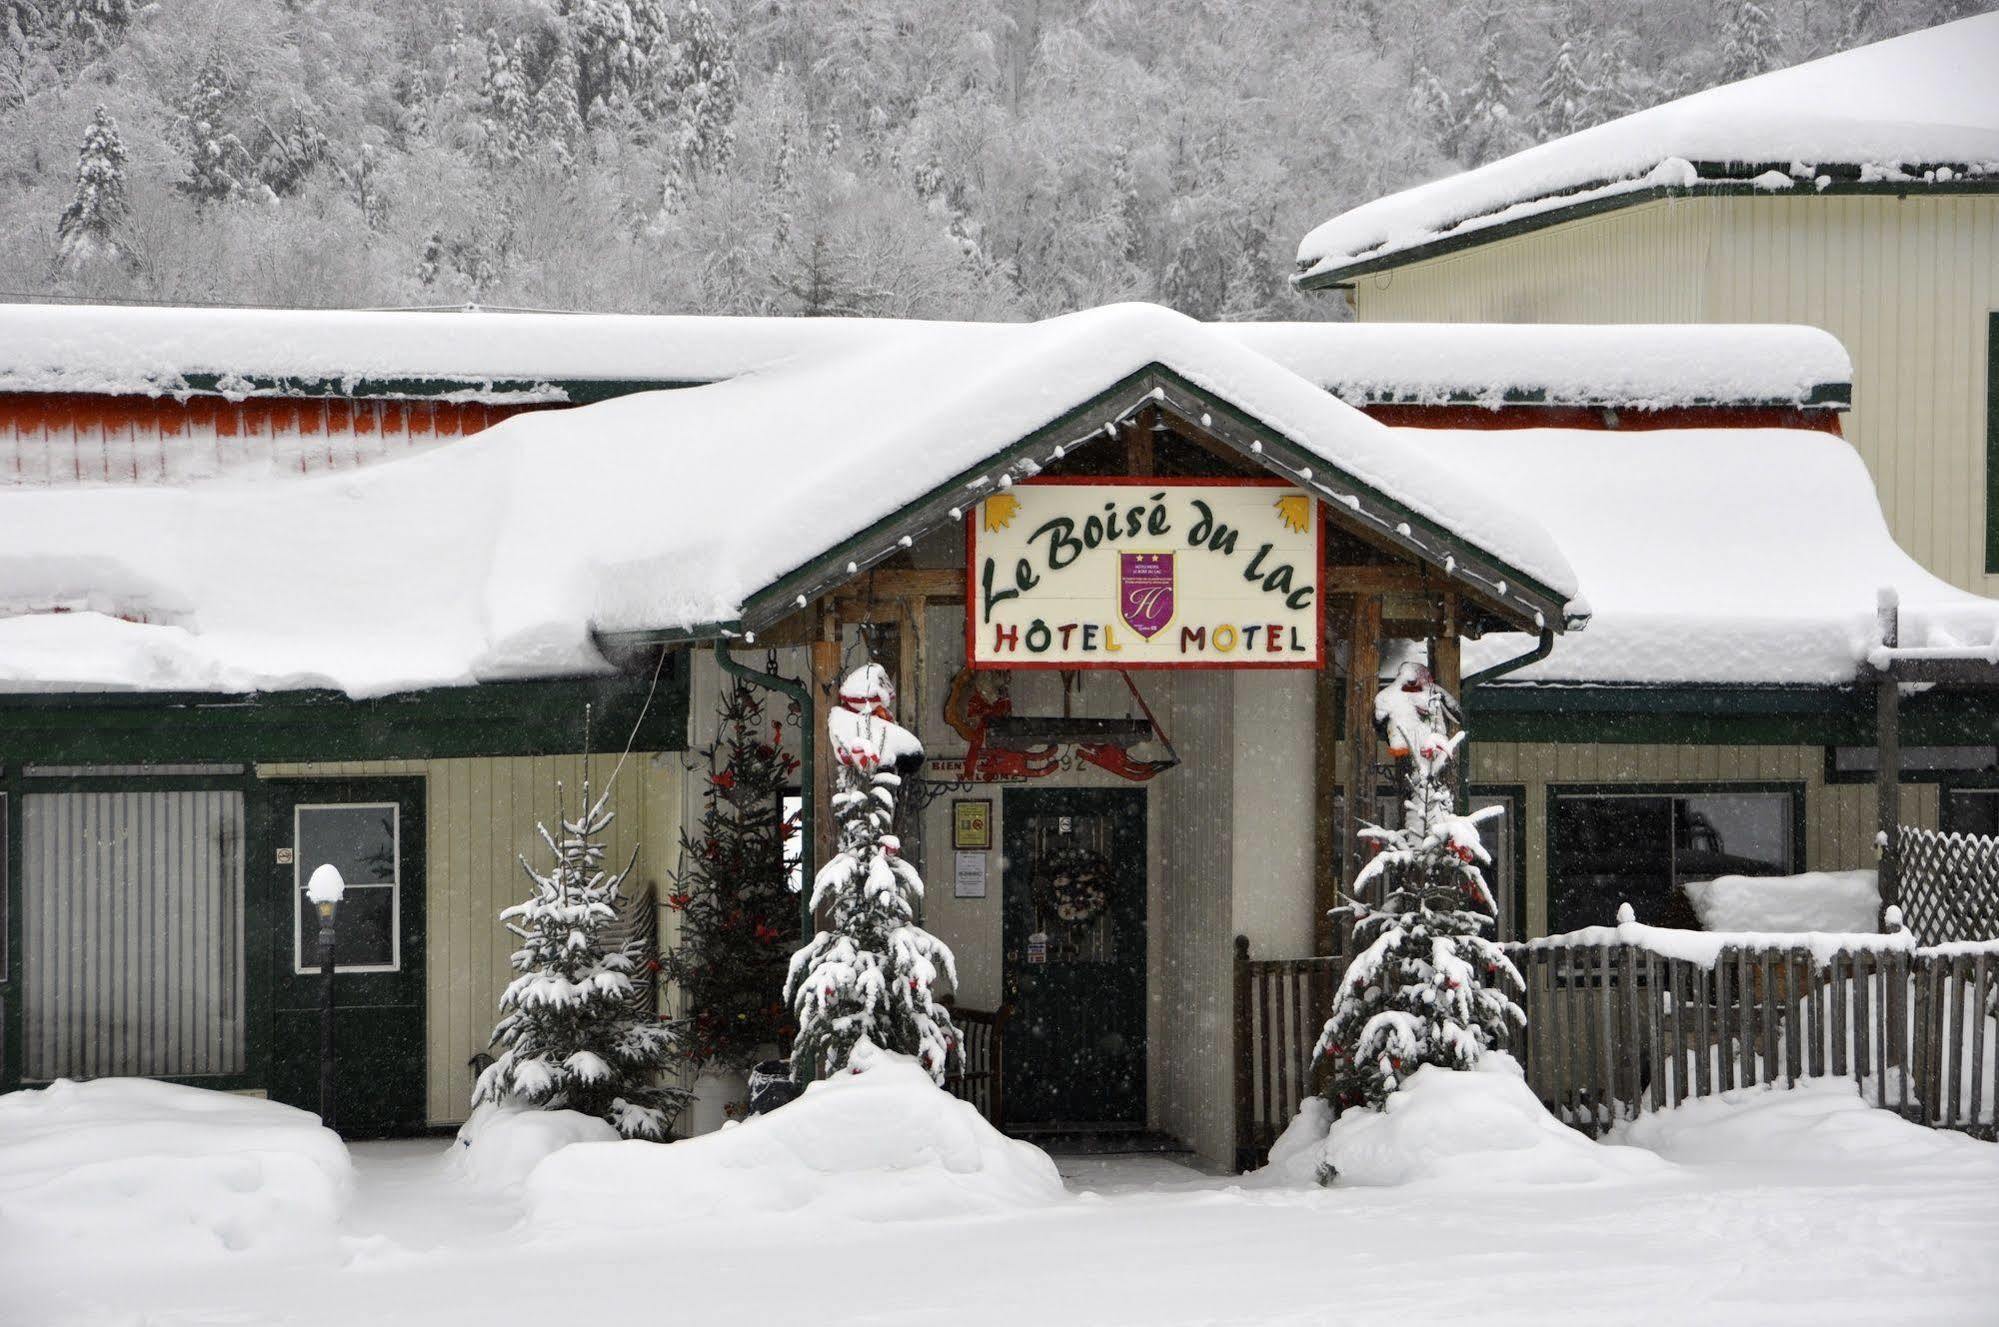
[293,802,401,973]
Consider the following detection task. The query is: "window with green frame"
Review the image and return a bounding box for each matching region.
[1985,312,1999,573]
[1549,786,1801,933]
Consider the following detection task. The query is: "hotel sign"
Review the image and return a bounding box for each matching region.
[968,479,1323,669]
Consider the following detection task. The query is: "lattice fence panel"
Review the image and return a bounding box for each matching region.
[1896,826,1999,947]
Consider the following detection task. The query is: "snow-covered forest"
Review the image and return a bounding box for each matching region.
[3,0,1987,320]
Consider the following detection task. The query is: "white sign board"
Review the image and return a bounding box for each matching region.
[968,480,1322,669]
[953,851,989,899]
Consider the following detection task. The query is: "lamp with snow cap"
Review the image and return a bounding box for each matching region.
[306,863,345,1129]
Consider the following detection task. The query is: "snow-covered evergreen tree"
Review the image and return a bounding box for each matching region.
[785,665,959,1084]
[474,774,689,1139]
[55,104,126,267]
[180,53,248,205]
[663,0,738,174]
[1453,22,1528,165]
[477,30,533,167]
[1313,662,1525,1119]
[1533,38,1595,141]
[1716,0,1779,83]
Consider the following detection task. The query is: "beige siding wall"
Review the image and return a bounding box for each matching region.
[1466,741,1936,936]
[1350,192,1999,594]
[259,753,686,1127]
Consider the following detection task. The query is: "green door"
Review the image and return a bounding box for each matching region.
[266,778,426,1137]
[1001,788,1146,1126]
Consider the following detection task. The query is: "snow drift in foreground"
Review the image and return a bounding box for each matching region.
[0,1078,351,1259]
[1610,1077,1999,1171]
[451,1100,619,1194]
[1257,1055,1668,1188]
[524,1041,1064,1224]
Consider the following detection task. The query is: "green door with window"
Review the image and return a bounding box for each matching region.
[1001,787,1146,1126]
[267,778,426,1137]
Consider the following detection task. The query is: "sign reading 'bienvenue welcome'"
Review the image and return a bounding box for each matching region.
[967,479,1323,669]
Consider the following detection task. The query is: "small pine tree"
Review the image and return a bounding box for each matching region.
[1313,663,1525,1124]
[474,773,690,1139]
[662,677,801,1074]
[1533,39,1596,142]
[55,104,126,267]
[181,53,248,205]
[531,40,587,165]
[785,665,958,1083]
[1717,0,1780,84]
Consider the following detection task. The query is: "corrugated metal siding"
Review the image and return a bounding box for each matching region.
[0,395,539,488]
[1352,192,1999,595]
[1156,672,1235,1168]
[257,753,683,1126]
[21,790,246,1079]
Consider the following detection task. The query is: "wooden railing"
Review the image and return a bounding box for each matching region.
[944,1004,1008,1125]
[1235,935,1998,1167]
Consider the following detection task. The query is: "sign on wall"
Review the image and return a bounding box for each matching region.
[967,479,1323,669]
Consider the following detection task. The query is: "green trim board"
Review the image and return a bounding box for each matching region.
[1297,170,1999,288]
[1470,681,1999,747]
[1987,312,1999,575]
[1349,382,1850,411]
[0,663,688,767]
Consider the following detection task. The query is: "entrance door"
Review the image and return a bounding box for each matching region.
[1001,788,1146,1126]
[267,778,426,1136]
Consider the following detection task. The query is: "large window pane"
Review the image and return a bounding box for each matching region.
[293,803,400,973]
[1550,790,1797,934]
[1551,796,1673,932]
[1945,789,1999,836]
[21,790,246,1079]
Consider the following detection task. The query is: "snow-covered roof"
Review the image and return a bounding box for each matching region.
[1443,426,1999,687]
[0,303,1850,412]
[1297,15,1999,282]
[0,303,1580,697]
[0,303,925,402]
[1224,323,1849,410]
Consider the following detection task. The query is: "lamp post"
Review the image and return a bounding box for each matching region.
[305,863,345,1130]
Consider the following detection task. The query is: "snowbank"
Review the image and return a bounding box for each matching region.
[1298,14,1999,278]
[524,1043,1063,1224]
[0,1078,351,1259]
[1431,425,1999,686]
[1683,870,1880,934]
[1611,1077,1999,1171]
[1256,1055,1666,1188]
[451,1100,619,1194]
[1527,910,1911,968]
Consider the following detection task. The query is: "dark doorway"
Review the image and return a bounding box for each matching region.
[1001,787,1146,1127]
[266,777,426,1137]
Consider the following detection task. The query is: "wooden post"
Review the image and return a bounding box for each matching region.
[1430,615,1465,813]
[1232,934,1254,1171]
[810,610,841,914]
[1314,605,1344,955]
[1876,588,1901,915]
[1345,595,1382,908]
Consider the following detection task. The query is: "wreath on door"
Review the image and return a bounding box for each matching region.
[1038,842,1112,926]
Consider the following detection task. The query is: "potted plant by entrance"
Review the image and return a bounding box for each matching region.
[665,677,801,1132]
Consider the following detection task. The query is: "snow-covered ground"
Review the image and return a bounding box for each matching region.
[5,1074,1997,1327]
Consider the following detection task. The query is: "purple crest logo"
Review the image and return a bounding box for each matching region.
[1119,552,1175,639]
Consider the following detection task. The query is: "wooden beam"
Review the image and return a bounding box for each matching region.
[832,567,966,601]
[809,610,841,919]
[1322,564,1443,594]
[1124,414,1156,476]
[1314,614,1344,956]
